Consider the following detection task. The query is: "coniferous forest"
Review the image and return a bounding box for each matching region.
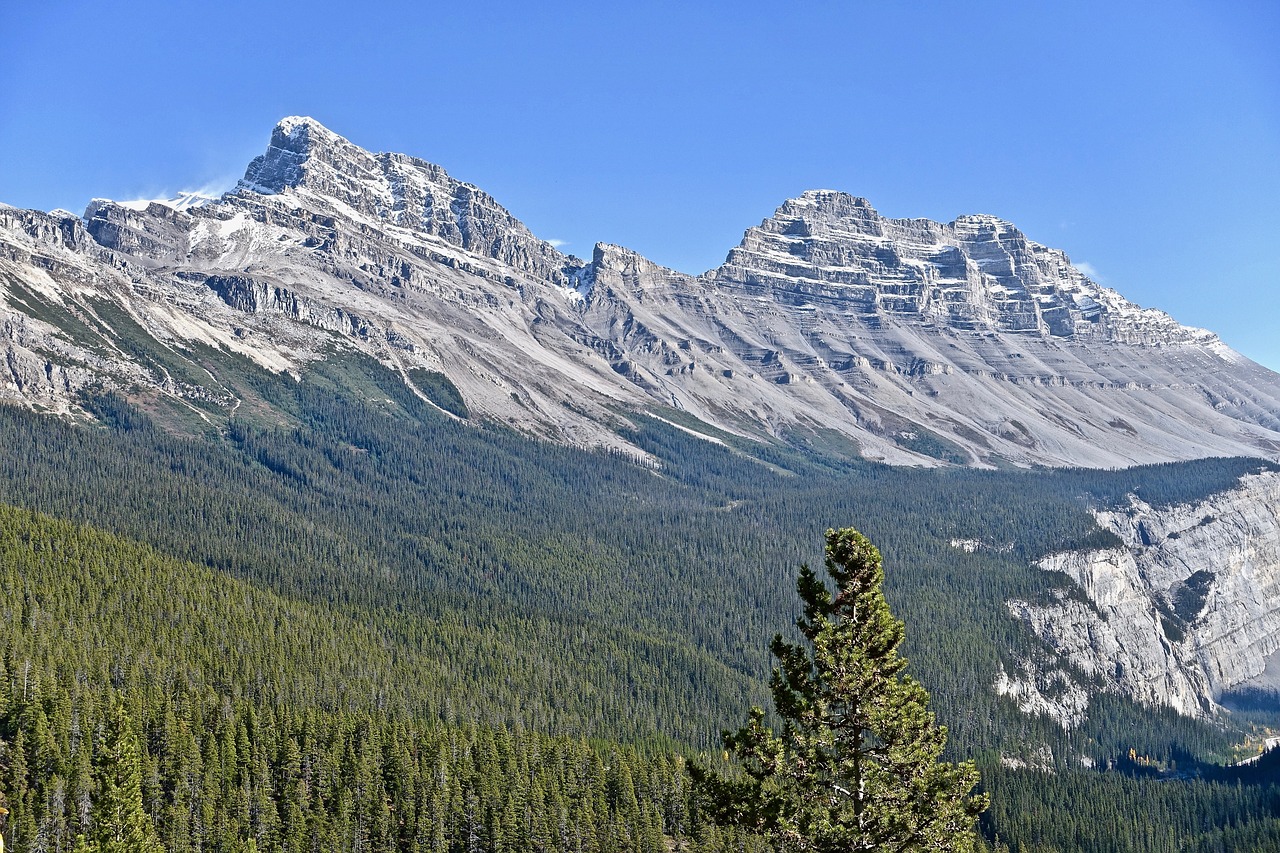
[3,350,1280,851]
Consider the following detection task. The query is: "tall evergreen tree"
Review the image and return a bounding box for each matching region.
[86,700,165,853]
[693,527,988,852]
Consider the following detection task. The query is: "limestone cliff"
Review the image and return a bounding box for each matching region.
[4,117,1280,468]
[1009,471,1280,719]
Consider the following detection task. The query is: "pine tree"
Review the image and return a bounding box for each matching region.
[87,700,166,853]
[693,527,988,852]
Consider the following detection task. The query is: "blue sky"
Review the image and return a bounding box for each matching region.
[2,1,1278,367]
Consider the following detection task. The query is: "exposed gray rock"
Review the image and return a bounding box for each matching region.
[994,660,1090,728]
[84,199,194,264]
[237,116,575,284]
[708,191,1211,345]
[1011,471,1280,718]
[2,117,1280,468]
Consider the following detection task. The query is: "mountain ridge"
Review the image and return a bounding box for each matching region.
[3,115,1279,468]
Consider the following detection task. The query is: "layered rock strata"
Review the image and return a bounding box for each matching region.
[3,116,1280,467]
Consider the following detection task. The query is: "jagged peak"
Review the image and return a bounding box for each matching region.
[775,192,1031,240]
[772,190,881,223]
[790,189,876,209]
[267,115,350,155]
[727,190,886,250]
[952,212,1014,227]
[237,116,363,195]
[592,242,644,262]
[781,194,1018,240]
[949,212,1022,237]
[228,117,572,281]
[238,116,477,204]
[275,115,332,138]
[588,243,677,283]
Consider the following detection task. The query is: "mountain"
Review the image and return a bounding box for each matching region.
[4,115,1280,468]
[4,115,1280,721]
[8,117,1280,852]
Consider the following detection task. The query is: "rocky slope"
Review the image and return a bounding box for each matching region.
[1007,470,1280,721]
[4,116,1280,467]
[7,116,1280,722]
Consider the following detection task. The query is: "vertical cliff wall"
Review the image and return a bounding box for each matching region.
[1009,471,1280,719]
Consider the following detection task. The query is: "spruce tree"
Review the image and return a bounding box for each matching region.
[693,527,988,852]
[87,700,165,853]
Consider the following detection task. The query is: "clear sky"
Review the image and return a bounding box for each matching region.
[2,1,1277,367]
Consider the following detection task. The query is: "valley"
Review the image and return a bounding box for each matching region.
[2,117,1280,851]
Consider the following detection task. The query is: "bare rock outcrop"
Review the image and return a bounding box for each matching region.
[3,117,1280,468]
[1010,471,1280,718]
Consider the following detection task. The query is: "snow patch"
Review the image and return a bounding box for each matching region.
[1209,340,1245,364]
[113,190,220,213]
[644,414,728,446]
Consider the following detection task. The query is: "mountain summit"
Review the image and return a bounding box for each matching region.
[238,115,334,194]
[237,116,571,282]
[2,116,1279,467]
[712,188,1212,346]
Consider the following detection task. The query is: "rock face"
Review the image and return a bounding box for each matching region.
[4,116,1280,467]
[236,116,573,284]
[7,115,1280,722]
[1009,471,1280,719]
[711,190,1209,345]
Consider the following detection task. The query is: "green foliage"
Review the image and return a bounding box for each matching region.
[981,765,1280,853]
[79,389,156,433]
[694,528,987,851]
[0,505,709,852]
[0,359,1265,764]
[0,345,1274,851]
[1172,570,1215,622]
[0,691,697,853]
[1053,457,1279,512]
[85,701,165,853]
[892,426,970,464]
[407,368,470,418]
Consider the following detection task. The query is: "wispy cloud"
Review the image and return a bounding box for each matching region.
[191,177,237,197]
[115,177,236,210]
[546,238,568,248]
[1075,261,1102,281]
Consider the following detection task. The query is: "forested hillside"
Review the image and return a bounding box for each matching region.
[1,351,1279,850]
[0,505,764,851]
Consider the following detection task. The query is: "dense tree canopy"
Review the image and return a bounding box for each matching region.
[0,350,1277,851]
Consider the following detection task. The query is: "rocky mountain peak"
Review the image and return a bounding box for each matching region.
[237,115,391,210]
[759,190,885,240]
[0,204,92,255]
[238,115,348,194]
[704,188,1216,346]
[951,212,1017,231]
[227,117,570,282]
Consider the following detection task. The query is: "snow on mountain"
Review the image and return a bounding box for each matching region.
[4,116,1280,468]
[86,190,219,217]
